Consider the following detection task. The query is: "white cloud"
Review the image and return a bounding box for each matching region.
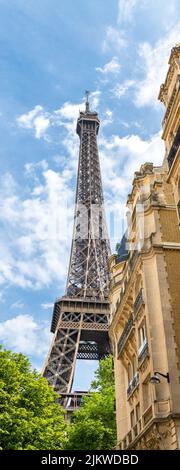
[1,112,165,292]
[25,160,48,180]
[10,300,24,309]
[0,166,74,290]
[101,110,113,128]
[55,101,82,121]
[17,105,50,139]
[90,90,101,110]
[96,57,121,74]
[0,314,52,357]
[34,116,50,139]
[5,94,165,290]
[55,92,101,119]
[17,92,100,142]
[17,105,43,127]
[118,0,140,23]
[102,26,127,53]
[106,110,113,118]
[134,22,180,107]
[17,102,78,142]
[99,130,165,206]
[113,79,135,98]
[41,302,54,309]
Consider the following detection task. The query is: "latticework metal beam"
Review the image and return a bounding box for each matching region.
[43,97,111,403]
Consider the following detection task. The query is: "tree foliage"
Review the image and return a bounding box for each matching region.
[66,355,116,450]
[0,347,67,450]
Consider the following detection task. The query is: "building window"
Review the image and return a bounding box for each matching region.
[130,409,135,428]
[136,403,140,422]
[138,320,147,355]
[127,358,139,398]
[132,355,139,390]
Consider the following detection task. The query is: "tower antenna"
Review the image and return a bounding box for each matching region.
[85,90,90,112]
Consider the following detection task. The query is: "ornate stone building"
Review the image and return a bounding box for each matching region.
[159,44,180,223]
[109,44,180,450]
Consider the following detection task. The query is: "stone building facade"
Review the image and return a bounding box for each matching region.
[159,44,180,227]
[109,44,180,450]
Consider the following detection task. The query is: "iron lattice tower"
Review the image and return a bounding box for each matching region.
[43,94,111,403]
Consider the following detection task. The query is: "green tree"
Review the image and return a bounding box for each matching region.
[0,346,67,450]
[66,355,116,450]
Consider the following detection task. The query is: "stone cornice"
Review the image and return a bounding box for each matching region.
[161,77,180,133]
[158,44,180,105]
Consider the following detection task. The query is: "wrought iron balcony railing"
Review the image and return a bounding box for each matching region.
[114,289,145,354]
[127,383,132,398]
[132,371,139,389]
[127,372,139,398]
[138,340,148,364]
[134,288,144,317]
[117,314,134,357]
[167,126,180,169]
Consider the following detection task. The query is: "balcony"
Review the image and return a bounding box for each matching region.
[138,340,149,364]
[142,404,153,426]
[134,289,144,318]
[117,314,134,356]
[121,419,142,449]
[118,399,171,449]
[167,126,180,169]
[127,372,139,398]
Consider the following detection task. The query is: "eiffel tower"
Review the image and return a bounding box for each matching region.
[43,92,111,406]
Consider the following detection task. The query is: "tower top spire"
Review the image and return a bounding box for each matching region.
[85,90,90,113]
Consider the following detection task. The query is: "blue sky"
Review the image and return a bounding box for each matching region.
[0,0,179,389]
